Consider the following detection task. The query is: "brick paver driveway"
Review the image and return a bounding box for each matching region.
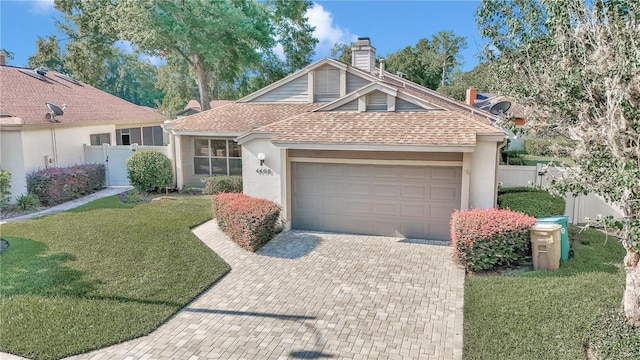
[69,220,464,360]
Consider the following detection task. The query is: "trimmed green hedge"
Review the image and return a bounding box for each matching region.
[202,176,242,195]
[126,150,173,193]
[498,189,566,218]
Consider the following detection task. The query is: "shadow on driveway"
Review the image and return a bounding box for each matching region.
[258,232,323,259]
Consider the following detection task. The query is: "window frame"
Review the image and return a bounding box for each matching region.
[193,138,242,176]
[90,133,111,146]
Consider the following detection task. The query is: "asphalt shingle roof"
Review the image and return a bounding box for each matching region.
[261,111,502,146]
[0,65,165,126]
[171,102,323,133]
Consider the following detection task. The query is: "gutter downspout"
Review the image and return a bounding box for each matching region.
[495,137,508,207]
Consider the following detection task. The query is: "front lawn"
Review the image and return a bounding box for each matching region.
[464,227,627,359]
[0,196,229,360]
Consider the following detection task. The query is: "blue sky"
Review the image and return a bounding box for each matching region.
[1,0,484,71]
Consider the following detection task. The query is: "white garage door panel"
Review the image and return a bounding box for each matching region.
[291,162,462,240]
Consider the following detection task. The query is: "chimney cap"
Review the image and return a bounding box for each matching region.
[357,37,370,41]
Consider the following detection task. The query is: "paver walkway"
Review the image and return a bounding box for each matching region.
[64,221,465,360]
[0,186,132,224]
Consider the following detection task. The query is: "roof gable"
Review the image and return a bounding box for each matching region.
[316,82,444,112]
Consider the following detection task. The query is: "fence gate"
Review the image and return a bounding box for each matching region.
[84,144,170,186]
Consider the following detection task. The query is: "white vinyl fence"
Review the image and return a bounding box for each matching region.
[84,144,170,186]
[498,164,624,224]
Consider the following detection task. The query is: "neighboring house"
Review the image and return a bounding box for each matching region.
[466,88,527,150]
[0,59,166,201]
[175,100,234,118]
[165,38,505,240]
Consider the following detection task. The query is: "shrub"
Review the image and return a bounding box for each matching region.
[16,194,40,210]
[0,168,11,208]
[27,164,105,206]
[451,208,537,272]
[524,138,574,157]
[498,186,546,195]
[211,193,282,252]
[202,176,242,195]
[123,188,144,204]
[125,150,173,193]
[588,309,640,359]
[498,190,566,218]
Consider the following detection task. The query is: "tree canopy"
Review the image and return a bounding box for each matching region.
[384,31,467,90]
[55,0,317,111]
[477,0,640,324]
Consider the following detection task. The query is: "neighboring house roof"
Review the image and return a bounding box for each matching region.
[473,93,526,119]
[170,102,323,134]
[255,111,502,149]
[0,65,165,127]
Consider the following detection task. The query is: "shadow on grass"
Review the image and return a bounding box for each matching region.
[0,236,97,297]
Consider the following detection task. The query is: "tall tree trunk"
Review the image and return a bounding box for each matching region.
[624,248,640,325]
[441,54,447,87]
[192,54,211,111]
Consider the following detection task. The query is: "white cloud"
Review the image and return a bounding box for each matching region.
[114,40,165,67]
[306,3,357,57]
[273,43,285,61]
[23,0,55,14]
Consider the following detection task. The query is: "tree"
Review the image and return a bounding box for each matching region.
[478,0,640,324]
[27,36,67,72]
[384,32,467,90]
[55,0,317,111]
[331,42,353,64]
[431,31,467,87]
[437,62,493,101]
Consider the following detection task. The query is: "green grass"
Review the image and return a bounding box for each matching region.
[464,227,627,359]
[67,194,136,212]
[0,196,229,360]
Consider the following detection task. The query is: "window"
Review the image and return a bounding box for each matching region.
[90,133,111,145]
[116,126,163,146]
[193,139,242,176]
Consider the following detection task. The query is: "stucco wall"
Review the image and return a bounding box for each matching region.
[1,124,115,202]
[468,140,499,208]
[1,130,26,200]
[241,138,283,205]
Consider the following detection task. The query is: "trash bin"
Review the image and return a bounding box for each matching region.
[530,223,562,270]
[536,216,570,261]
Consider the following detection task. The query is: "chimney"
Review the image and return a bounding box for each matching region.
[378,58,385,79]
[466,88,477,105]
[0,51,6,66]
[351,37,376,73]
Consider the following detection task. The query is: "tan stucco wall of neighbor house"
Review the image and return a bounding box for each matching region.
[468,140,500,208]
[241,138,284,206]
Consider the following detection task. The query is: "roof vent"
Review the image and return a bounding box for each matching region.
[395,71,406,79]
[36,66,48,75]
[19,69,49,82]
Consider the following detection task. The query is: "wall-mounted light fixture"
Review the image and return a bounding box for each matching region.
[257,153,266,166]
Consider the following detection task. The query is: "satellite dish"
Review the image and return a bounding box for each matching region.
[45,102,67,122]
[489,101,511,115]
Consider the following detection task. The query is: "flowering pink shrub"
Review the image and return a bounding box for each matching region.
[26,164,105,206]
[451,208,536,272]
[212,193,282,252]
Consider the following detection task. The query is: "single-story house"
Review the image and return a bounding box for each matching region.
[0,56,166,201]
[165,38,506,240]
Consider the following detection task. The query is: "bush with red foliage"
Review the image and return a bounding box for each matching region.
[26,164,105,206]
[451,208,536,272]
[211,193,282,251]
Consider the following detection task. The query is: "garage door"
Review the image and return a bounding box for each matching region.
[291,162,462,240]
